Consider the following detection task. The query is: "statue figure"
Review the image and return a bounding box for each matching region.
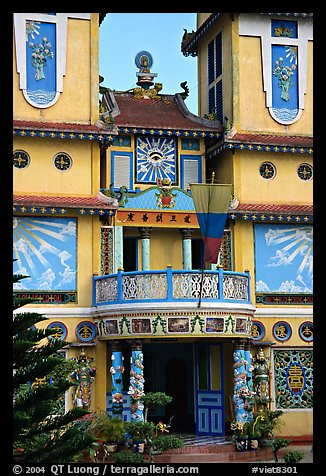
[252,348,270,402]
[71,349,96,409]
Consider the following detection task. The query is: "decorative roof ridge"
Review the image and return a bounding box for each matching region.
[13,119,108,131]
[235,202,313,213]
[181,13,223,56]
[174,93,222,131]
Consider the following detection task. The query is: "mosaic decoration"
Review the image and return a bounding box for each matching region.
[239,14,312,125]
[181,138,200,150]
[101,227,114,275]
[251,321,265,340]
[13,150,30,169]
[254,224,313,296]
[13,216,77,293]
[14,13,91,108]
[136,136,176,184]
[13,128,116,142]
[221,141,313,155]
[94,312,252,339]
[298,321,313,342]
[273,321,292,342]
[13,290,77,304]
[76,321,96,343]
[13,206,116,217]
[119,127,222,139]
[112,135,132,147]
[256,293,312,305]
[232,347,254,426]
[273,349,313,408]
[47,321,68,340]
[297,163,313,181]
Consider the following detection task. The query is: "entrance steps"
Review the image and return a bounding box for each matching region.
[154,439,274,463]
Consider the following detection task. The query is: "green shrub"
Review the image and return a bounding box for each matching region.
[152,434,185,452]
[272,438,291,462]
[283,451,304,463]
[113,450,144,464]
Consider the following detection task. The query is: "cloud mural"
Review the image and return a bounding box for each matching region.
[13,217,77,291]
[254,224,313,293]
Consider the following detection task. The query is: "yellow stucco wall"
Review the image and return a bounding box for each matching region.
[232,149,313,205]
[13,137,94,194]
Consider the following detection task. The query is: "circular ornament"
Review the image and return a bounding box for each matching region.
[76,321,96,342]
[47,321,68,341]
[13,150,30,169]
[54,152,72,171]
[273,321,292,342]
[297,163,313,181]
[259,162,276,179]
[298,321,313,342]
[251,321,266,341]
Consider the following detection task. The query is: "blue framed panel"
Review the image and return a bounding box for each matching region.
[106,391,132,421]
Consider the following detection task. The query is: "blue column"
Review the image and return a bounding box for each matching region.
[139,227,151,271]
[110,340,124,418]
[181,228,193,270]
[128,340,145,422]
[232,339,253,425]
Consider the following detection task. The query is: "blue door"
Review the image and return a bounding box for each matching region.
[194,343,224,435]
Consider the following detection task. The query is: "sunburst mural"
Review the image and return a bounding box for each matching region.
[13,216,77,291]
[254,224,313,293]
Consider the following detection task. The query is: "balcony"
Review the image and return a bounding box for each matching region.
[93,268,254,339]
[93,267,251,307]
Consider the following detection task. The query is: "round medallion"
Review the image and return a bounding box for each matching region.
[259,162,276,179]
[273,321,292,342]
[251,321,266,341]
[297,163,313,181]
[54,152,72,171]
[76,321,96,342]
[13,150,30,169]
[47,322,68,341]
[298,321,313,342]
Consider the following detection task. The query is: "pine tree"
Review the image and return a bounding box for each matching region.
[13,270,95,463]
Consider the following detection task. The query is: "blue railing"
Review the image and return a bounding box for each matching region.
[93,267,251,306]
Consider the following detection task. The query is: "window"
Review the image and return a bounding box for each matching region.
[53,152,72,171]
[13,150,30,169]
[111,151,133,190]
[207,31,223,122]
[181,154,202,190]
[123,236,138,271]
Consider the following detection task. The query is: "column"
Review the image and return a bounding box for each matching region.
[128,340,145,422]
[110,340,125,418]
[114,225,123,272]
[139,227,151,271]
[180,228,194,270]
[232,339,254,425]
[94,341,106,411]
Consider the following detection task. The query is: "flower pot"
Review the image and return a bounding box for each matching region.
[133,441,145,453]
[234,437,260,451]
[104,443,118,453]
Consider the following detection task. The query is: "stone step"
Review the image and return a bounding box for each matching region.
[154,446,274,463]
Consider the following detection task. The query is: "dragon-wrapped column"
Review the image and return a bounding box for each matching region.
[128,340,145,422]
[232,339,254,425]
[110,340,125,418]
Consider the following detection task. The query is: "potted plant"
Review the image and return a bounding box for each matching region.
[139,392,173,422]
[231,415,265,451]
[271,438,291,462]
[257,409,285,446]
[87,411,124,458]
[123,421,156,453]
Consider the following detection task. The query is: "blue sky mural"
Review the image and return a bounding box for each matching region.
[13,217,77,291]
[254,224,313,293]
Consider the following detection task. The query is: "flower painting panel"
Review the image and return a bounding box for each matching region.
[13,217,77,292]
[254,224,313,294]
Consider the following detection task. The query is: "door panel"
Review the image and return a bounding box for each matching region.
[195,343,224,435]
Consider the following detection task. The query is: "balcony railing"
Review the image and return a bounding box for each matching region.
[93,267,251,306]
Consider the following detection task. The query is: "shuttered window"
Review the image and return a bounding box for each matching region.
[207,31,223,121]
[181,155,202,190]
[215,32,222,79]
[215,80,223,123]
[111,151,133,190]
[208,40,215,85]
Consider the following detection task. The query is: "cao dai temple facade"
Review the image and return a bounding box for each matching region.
[13,13,312,439]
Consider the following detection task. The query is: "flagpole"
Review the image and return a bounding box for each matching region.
[197,173,215,308]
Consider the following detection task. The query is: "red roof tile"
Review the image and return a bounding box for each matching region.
[113,93,221,132]
[227,133,313,148]
[13,194,118,210]
[13,120,112,135]
[235,203,313,215]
